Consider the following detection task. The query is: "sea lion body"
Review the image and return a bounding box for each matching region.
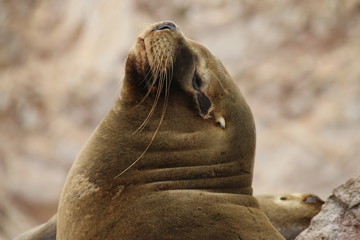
[14,193,323,240]
[53,21,284,239]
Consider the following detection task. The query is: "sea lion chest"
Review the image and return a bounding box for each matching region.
[57,113,280,240]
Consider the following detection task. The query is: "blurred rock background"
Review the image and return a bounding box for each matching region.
[0,0,359,239]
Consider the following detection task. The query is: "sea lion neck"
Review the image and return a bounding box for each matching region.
[83,89,251,195]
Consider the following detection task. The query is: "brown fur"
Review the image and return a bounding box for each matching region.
[257,193,324,240]
[56,21,284,239]
[14,193,323,240]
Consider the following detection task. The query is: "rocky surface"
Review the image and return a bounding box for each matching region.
[296,175,360,240]
[1,0,360,239]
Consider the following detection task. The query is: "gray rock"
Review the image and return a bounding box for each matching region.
[296,175,360,240]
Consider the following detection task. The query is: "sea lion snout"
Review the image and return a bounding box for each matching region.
[126,21,183,86]
[303,194,325,205]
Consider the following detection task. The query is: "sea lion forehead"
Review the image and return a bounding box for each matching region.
[188,40,227,77]
[187,39,230,86]
[188,39,216,64]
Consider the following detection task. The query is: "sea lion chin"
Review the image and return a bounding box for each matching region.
[54,21,285,240]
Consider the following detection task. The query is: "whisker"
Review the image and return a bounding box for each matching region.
[115,67,170,179]
[134,55,166,133]
[209,69,228,94]
[133,51,164,134]
[134,69,157,109]
[133,74,161,134]
[116,35,176,178]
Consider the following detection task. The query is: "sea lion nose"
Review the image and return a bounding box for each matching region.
[304,195,324,204]
[154,22,177,32]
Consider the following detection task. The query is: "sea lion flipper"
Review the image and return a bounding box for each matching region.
[14,215,57,240]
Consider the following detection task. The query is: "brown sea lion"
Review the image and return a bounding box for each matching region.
[24,21,283,240]
[56,20,284,240]
[257,193,324,240]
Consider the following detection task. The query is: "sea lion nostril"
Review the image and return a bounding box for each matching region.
[304,195,324,204]
[154,22,177,31]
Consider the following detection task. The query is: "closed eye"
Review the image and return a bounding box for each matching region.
[193,72,202,90]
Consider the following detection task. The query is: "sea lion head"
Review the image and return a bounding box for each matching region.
[124,21,254,126]
[257,193,324,239]
[112,21,256,193]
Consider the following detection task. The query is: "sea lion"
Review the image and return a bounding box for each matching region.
[14,193,323,240]
[56,21,284,239]
[257,193,324,240]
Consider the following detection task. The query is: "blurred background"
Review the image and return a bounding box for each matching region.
[0,0,359,239]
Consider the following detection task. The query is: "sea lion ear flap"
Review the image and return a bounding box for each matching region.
[194,91,213,119]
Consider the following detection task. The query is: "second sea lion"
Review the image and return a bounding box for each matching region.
[257,193,324,240]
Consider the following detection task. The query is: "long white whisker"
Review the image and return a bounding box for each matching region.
[209,69,228,94]
[115,67,169,179]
